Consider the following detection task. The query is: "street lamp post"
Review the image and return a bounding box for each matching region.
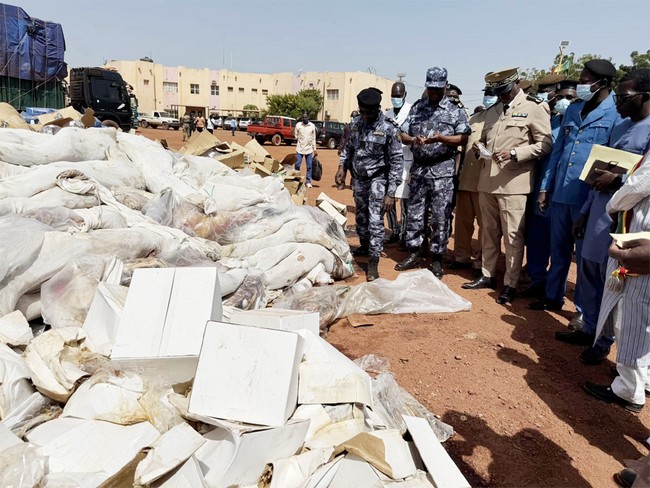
[558,40,570,73]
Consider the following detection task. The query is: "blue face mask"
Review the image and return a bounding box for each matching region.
[537,92,549,103]
[577,82,598,101]
[555,98,571,115]
[482,95,497,108]
[391,97,404,109]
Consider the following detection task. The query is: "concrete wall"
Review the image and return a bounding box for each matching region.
[104,60,395,121]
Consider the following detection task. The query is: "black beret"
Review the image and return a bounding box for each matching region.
[584,59,617,80]
[357,87,382,107]
[557,79,578,91]
[447,83,462,95]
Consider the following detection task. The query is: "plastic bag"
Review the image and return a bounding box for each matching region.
[311,157,323,181]
[223,270,268,310]
[0,443,47,487]
[273,270,471,332]
[354,354,454,442]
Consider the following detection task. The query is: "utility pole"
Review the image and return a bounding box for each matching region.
[397,72,406,82]
[557,40,570,73]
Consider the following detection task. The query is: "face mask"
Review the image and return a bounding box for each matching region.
[577,81,599,101]
[537,92,549,103]
[554,98,571,115]
[391,97,404,109]
[482,95,497,108]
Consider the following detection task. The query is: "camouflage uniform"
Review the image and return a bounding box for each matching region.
[340,113,404,258]
[402,96,470,254]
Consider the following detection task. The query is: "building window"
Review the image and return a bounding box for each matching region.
[262,89,268,96]
[238,88,244,93]
[228,86,234,92]
[143,79,150,86]
[163,82,178,93]
[252,88,258,94]
[326,89,339,100]
[211,84,219,95]
[308,82,314,89]
[190,83,200,94]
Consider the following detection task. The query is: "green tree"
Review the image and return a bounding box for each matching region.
[264,89,323,119]
[520,51,649,92]
[242,104,259,117]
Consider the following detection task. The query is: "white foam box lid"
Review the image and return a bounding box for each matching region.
[231,308,320,335]
[188,321,305,427]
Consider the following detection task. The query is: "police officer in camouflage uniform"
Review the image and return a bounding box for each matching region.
[395,67,471,279]
[336,88,404,281]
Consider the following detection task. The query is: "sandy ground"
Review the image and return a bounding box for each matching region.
[142,125,648,487]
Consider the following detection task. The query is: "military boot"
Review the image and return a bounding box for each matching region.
[352,240,370,257]
[430,254,444,279]
[367,257,379,281]
[395,250,421,271]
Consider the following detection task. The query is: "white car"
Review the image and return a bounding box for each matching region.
[237,118,252,131]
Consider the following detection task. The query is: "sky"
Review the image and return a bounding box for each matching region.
[14,0,650,108]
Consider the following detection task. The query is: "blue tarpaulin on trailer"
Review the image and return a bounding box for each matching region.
[0,3,67,82]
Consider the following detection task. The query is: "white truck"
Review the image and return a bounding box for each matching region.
[138,110,181,130]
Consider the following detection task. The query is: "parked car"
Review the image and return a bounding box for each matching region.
[246,115,297,145]
[139,110,181,130]
[316,121,346,149]
[237,118,252,131]
[209,114,223,128]
[223,117,237,130]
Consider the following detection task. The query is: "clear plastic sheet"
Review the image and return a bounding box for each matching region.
[273,270,471,332]
[0,443,47,487]
[354,354,454,442]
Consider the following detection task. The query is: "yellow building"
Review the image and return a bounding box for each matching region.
[103,59,396,122]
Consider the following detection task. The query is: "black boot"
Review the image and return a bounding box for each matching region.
[395,250,421,271]
[430,254,444,279]
[367,257,379,281]
[352,240,369,257]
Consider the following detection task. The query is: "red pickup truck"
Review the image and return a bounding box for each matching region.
[246,116,297,146]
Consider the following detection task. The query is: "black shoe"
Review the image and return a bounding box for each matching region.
[367,257,379,281]
[528,298,564,311]
[568,312,584,331]
[430,260,444,279]
[614,468,637,488]
[447,261,472,270]
[583,381,643,413]
[395,251,421,271]
[496,286,516,304]
[580,345,611,365]
[555,330,595,346]
[352,245,369,257]
[519,283,546,299]
[462,276,497,290]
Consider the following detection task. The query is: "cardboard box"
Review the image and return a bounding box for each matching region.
[244,138,271,163]
[189,321,305,427]
[318,200,348,227]
[215,149,246,169]
[110,268,222,385]
[231,308,320,335]
[179,130,222,156]
[292,194,307,206]
[316,192,347,215]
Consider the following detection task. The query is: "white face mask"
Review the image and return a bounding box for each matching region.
[482,95,497,108]
[554,98,571,115]
[537,92,549,103]
[577,81,599,101]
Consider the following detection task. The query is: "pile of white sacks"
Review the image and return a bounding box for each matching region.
[0,126,471,486]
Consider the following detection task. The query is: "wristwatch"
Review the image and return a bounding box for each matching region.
[510,149,518,161]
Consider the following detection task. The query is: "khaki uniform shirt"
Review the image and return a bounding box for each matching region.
[477,90,552,194]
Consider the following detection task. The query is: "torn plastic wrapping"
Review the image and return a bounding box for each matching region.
[0,443,47,487]
[354,354,454,443]
[222,270,268,310]
[273,270,471,331]
[142,188,204,237]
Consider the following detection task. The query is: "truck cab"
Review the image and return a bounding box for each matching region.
[69,68,132,132]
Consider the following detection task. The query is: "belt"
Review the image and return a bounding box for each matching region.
[415,152,455,166]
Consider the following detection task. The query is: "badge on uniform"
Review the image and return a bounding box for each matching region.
[512,113,528,118]
[372,131,385,136]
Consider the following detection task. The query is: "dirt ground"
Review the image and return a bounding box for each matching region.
[143,126,649,487]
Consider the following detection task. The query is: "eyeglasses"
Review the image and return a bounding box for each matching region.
[613,92,647,102]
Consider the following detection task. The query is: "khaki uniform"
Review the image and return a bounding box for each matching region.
[477,90,552,287]
[454,109,489,267]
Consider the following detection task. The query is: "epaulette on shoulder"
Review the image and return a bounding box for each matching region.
[527,94,543,104]
[385,117,400,130]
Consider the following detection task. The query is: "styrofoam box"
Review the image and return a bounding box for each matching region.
[189,321,305,427]
[110,267,222,384]
[231,308,320,335]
